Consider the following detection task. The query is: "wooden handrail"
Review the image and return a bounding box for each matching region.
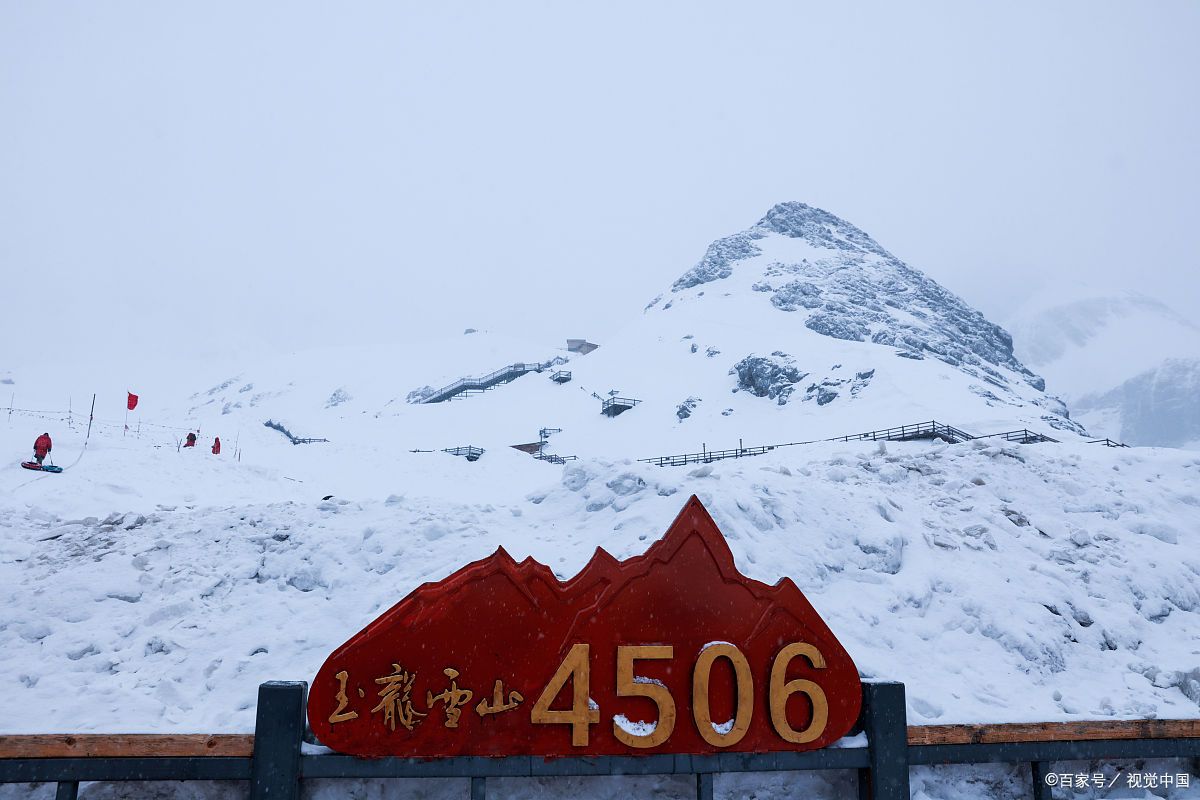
[907,719,1200,745]
[0,734,255,758]
[2,720,1199,759]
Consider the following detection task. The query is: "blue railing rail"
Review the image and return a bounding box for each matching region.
[4,682,1198,799]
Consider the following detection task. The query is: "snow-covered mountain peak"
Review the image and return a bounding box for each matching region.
[658,203,1050,408]
[669,202,889,292]
[755,201,892,258]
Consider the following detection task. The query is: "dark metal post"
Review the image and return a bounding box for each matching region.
[471,776,487,800]
[696,772,714,800]
[250,681,308,800]
[1031,761,1053,800]
[858,682,910,800]
[55,782,79,800]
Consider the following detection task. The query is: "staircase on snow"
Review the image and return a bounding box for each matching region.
[420,359,564,404]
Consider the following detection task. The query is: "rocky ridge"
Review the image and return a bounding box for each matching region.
[665,202,1048,396]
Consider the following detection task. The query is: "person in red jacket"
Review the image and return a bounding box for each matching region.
[184,432,197,448]
[211,436,221,455]
[33,432,52,466]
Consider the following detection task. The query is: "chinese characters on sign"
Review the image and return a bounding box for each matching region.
[328,667,523,732]
[308,496,863,758]
[370,665,424,732]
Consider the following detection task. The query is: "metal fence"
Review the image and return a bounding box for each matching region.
[973,429,1060,444]
[824,420,974,445]
[442,446,485,461]
[640,443,780,467]
[3,681,1197,800]
[601,397,641,417]
[639,420,1088,468]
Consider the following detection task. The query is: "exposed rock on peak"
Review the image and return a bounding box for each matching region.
[730,352,808,405]
[756,202,891,258]
[667,202,1047,396]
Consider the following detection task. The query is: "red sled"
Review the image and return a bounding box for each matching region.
[21,462,63,473]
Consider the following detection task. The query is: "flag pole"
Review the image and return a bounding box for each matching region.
[86,394,96,440]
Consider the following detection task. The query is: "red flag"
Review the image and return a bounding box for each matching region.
[127,392,139,411]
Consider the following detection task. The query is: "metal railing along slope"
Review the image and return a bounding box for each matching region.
[640,420,1073,467]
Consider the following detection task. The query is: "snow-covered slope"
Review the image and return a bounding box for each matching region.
[3,439,1200,739]
[1,204,1198,800]
[1008,288,1200,447]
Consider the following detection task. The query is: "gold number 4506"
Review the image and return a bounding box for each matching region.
[531,642,828,748]
[530,643,599,746]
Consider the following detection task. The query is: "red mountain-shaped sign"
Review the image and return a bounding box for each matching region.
[308,496,862,757]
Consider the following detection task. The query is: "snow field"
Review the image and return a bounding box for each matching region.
[3,439,1197,737]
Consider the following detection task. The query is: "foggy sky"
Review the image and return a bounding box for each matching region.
[3,1,1197,366]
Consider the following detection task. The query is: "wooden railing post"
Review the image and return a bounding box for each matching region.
[859,682,910,800]
[250,681,307,800]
